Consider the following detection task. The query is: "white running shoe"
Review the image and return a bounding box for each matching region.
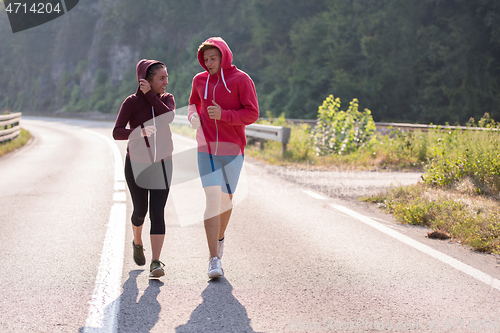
[218,238,225,259]
[208,256,223,279]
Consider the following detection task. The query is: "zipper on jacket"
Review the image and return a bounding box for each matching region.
[212,75,220,155]
[152,106,157,162]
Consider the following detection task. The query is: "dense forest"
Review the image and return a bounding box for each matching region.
[0,0,499,124]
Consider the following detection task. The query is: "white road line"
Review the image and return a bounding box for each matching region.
[243,150,500,295]
[82,129,127,333]
[114,181,125,191]
[331,204,500,292]
[303,190,327,200]
[113,192,126,202]
[301,186,500,292]
[262,160,500,292]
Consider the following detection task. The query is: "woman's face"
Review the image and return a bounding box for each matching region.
[148,67,168,95]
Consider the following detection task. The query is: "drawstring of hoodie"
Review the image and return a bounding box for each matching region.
[220,68,231,94]
[204,68,231,100]
[202,66,230,155]
[204,75,210,100]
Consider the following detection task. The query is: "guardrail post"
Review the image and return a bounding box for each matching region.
[281,127,291,157]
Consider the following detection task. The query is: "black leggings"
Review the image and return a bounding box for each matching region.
[125,156,172,235]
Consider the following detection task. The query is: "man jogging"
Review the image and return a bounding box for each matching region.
[188,37,259,278]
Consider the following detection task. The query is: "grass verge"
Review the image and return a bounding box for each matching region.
[245,118,431,171]
[170,124,196,139]
[0,128,32,158]
[361,181,500,254]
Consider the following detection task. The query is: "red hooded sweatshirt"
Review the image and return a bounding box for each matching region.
[188,37,259,156]
[113,59,175,163]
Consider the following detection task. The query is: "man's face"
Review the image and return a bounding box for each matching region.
[204,48,221,75]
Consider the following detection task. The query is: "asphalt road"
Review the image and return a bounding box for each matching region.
[0,117,499,333]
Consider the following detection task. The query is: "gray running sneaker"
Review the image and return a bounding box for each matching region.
[208,257,223,279]
[133,241,145,266]
[149,260,165,278]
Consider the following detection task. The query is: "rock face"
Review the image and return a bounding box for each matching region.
[0,0,143,112]
[52,0,139,104]
[0,0,250,114]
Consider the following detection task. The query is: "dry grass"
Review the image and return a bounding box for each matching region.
[363,178,500,254]
[0,128,32,158]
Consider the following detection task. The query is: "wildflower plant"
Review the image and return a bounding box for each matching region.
[312,95,376,156]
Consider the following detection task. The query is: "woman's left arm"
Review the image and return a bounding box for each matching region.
[145,91,176,124]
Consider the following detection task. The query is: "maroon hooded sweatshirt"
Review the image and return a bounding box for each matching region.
[113,59,175,163]
[188,37,259,156]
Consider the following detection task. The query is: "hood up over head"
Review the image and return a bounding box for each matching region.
[136,59,165,92]
[197,37,234,99]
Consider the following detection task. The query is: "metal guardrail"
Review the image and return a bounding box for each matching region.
[172,113,497,157]
[172,115,292,155]
[0,112,22,144]
[374,122,499,132]
[245,123,291,155]
[261,118,499,132]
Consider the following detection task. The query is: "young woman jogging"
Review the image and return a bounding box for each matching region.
[113,59,175,277]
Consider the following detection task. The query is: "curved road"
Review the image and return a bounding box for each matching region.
[0,117,499,332]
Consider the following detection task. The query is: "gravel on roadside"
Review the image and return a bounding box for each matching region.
[247,158,423,203]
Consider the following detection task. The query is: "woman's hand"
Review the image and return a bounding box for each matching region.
[139,79,151,94]
[141,125,157,137]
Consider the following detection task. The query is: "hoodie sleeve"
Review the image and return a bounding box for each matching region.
[145,90,175,124]
[113,96,136,140]
[219,78,259,126]
[188,77,202,121]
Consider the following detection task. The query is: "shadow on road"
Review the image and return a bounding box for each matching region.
[175,277,260,333]
[117,270,163,332]
[79,270,163,333]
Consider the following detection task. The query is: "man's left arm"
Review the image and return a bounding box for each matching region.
[219,78,259,126]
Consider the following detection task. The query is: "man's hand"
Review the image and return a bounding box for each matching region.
[207,100,222,120]
[190,113,201,129]
[139,79,151,94]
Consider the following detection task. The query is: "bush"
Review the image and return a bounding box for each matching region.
[312,95,376,156]
[370,128,435,169]
[288,123,313,161]
[422,114,500,195]
[249,107,431,170]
